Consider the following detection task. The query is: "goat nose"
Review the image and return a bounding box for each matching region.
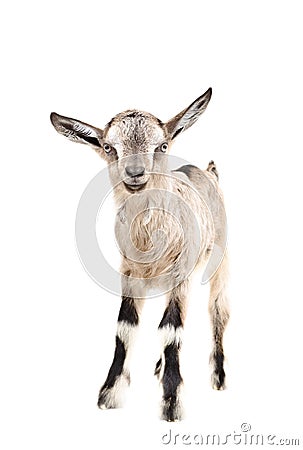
[125,165,145,177]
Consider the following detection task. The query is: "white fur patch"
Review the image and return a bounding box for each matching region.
[116,320,137,348]
[99,370,130,409]
[159,324,183,348]
[116,320,138,370]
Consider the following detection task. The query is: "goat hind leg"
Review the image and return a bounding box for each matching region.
[209,252,229,390]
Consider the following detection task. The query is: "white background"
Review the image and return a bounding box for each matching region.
[1,1,303,448]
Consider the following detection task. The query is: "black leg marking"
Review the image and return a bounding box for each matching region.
[162,344,183,399]
[161,343,183,422]
[154,357,162,377]
[159,300,182,329]
[99,336,126,391]
[212,349,225,390]
[209,291,229,391]
[98,296,140,410]
[157,289,185,421]
[118,296,139,325]
[97,335,130,409]
[211,317,226,390]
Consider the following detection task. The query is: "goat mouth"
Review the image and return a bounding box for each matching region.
[123,181,147,192]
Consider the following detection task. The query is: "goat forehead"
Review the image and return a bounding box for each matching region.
[105,110,165,155]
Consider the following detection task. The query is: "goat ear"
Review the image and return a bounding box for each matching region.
[50,112,103,148]
[165,88,212,140]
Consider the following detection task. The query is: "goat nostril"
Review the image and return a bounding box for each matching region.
[125,165,145,178]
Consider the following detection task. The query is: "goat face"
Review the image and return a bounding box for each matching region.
[50,88,212,193]
[103,111,169,192]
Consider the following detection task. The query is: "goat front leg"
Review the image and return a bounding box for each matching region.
[209,252,229,390]
[98,284,143,410]
[155,281,188,422]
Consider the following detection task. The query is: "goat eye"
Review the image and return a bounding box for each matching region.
[161,143,168,152]
[103,143,112,153]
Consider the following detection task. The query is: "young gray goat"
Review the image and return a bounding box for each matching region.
[50,88,229,421]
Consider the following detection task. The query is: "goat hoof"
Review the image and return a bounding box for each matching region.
[97,388,119,410]
[161,397,184,422]
[97,397,119,410]
[97,371,130,410]
[98,403,109,410]
[212,384,225,391]
[97,396,113,410]
[211,372,226,391]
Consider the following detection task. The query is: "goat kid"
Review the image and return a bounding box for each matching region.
[50,88,229,421]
